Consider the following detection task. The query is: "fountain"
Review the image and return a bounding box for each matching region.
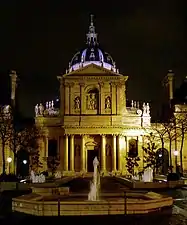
[88,156,100,201]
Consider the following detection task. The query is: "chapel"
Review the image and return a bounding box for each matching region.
[34,15,151,175]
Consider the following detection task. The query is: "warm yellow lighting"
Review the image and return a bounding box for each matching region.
[119,136,125,150]
[174,150,178,156]
[7,157,12,163]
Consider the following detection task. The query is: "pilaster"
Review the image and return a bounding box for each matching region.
[101,134,106,172]
[111,82,116,114]
[65,83,69,114]
[64,135,69,171]
[81,134,86,172]
[70,135,75,171]
[112,134,117,171]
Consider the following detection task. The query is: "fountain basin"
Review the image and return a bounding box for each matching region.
[118,177,185,189]
[12,191,173,216]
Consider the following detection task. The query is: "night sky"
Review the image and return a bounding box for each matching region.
[0,1,187,120]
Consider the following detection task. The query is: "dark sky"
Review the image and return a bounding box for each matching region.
[0,1,187,120]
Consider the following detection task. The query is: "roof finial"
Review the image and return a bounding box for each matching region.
[90,14,94,26]
[86,14,98,46]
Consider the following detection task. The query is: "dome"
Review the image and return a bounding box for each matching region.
[67,15,119,74]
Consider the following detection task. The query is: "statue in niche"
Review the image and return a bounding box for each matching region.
[74,96,80,110]
[88,93,97,110]
[105,96,111,109]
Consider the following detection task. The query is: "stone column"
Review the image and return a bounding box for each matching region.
[70,135,75,171]
[117,135,122,171]
[81,135,86,172]
[101,135,106,172]
[64,135,69,171]
[69,82,74,114]
[112,135,117,171]
[99,82,104,114]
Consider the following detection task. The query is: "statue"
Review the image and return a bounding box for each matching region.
[30,170,36,183]
[74,96,80,109]
[35,104,39,116]
[143,102,146,115]
[46,102,49,109]
[51,100,54,109]
[89,93,97,110]
[142,167,153,182]
[39,103,44,115]
[146,103,150,115]
[49,101,52,109]
[105,96,111,109]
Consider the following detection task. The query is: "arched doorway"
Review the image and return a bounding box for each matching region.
[156,148,169,175]
[16,149,29,178]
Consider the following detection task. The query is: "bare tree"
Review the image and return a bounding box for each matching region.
[175,112,187,173]
[0,105,12,174]
[142,133,158,175]
[150,118,179,169]
[126,156,140,177]
[47,156,60,175]
[9,123,41,174]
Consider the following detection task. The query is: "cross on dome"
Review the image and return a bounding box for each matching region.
[86,15,98,46]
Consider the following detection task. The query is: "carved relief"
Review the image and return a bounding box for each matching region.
[105,96,111,109]
[74,96,80,110]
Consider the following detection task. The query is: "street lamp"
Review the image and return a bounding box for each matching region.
[7,157,12,174]
[174,150,178,172]
[23,160,27,165]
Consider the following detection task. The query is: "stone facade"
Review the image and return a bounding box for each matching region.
[35,63,152,175]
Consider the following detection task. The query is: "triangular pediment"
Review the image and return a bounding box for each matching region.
[64,63,122,76]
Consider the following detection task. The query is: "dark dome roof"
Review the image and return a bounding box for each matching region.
[70,46,114,67]
[67,15,119,74]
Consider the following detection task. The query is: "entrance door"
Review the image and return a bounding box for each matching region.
[87,150,98,172]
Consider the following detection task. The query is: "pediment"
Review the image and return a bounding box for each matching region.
[64,63,122,76]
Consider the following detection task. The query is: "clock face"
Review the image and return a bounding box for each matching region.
[137,109,142,115]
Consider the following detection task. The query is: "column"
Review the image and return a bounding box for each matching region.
[81,135,86,172]
[69,83,74,114]
[99,82,104,114]
[112,135,117,171]
[64,135,69,171]
[101,135,106,172]
[70,135,75,171]
[117,135,122,171]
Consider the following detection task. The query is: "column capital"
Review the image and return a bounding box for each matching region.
[69,82,74,87]
[64,82,70,87]
[101,134,106,137]
[112,134,117,137]
[110,82,116,87]
[79,82,85,87]
[98,81,104,87]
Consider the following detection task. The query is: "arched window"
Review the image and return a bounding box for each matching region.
[128,138,138,157]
